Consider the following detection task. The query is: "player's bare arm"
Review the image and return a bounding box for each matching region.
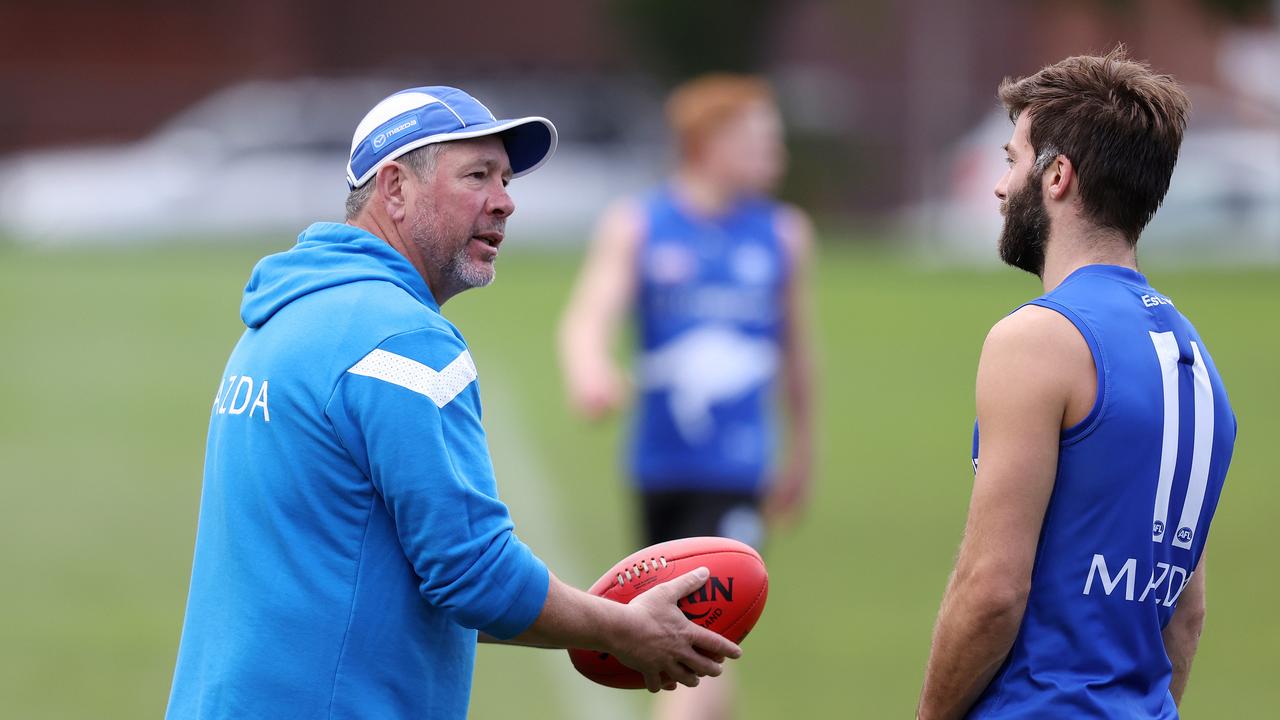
[557,200,644,420]
[766,204,817,526]
[489,568,742,693]
[1164,552,1208,705]
[918,305,1095,720]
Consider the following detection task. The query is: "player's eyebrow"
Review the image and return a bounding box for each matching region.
[1003,143,1015,157]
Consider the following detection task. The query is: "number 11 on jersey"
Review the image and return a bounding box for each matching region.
[1148,331,1215,550]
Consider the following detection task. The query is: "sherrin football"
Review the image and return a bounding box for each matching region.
[567,536,769,689]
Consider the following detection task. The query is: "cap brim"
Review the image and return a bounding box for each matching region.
[483,116,557,178]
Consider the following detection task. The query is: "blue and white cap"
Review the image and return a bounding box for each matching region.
[346,86,557,189]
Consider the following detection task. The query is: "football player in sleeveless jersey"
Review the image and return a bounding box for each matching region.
[560,74,817,720]
[918,47,1236,719]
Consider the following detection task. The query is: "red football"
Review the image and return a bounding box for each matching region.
[567,536,769,689]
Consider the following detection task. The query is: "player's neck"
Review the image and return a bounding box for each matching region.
[1041,222,1138,293]
[671,170,738,217]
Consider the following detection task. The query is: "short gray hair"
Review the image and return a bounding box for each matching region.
[1033,144,1061,173]
[344,143,445,219]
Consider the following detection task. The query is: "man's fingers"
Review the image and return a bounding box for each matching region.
[680,650,723,678]
[654,566,710,601]
[667,662,700,688]
[691,626,742,660]
[621,566,743,689]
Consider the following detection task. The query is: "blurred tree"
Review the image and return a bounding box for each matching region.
[1098,0,1271,20]
[608,0,784,83]
[1196,0,1273,19]
[607,0,863,218]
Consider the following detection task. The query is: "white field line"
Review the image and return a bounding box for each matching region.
[480,371,644,720]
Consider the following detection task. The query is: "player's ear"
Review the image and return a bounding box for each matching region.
[377,162,410,222]
[1045,154,1073,202]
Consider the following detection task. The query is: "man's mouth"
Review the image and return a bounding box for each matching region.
[473,231,504,249]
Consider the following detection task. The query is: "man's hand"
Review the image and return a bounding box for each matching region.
[610,567,743,693]
[764,461,811,528]
[565,360,629,421]
[501,569,741,693]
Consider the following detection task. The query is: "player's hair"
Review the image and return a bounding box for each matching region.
[344,143,444,219]
[997,45,1191,245]
[666,74,775,162]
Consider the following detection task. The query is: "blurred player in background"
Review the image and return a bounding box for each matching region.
[918,48,1237,719]
[559,74,816,720]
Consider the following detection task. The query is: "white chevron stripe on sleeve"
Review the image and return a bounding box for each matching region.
[347,348,478,408]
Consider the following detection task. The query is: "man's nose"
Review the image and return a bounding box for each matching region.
[489,184,515,217]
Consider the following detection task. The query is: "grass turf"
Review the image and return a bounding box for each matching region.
[0,240,1274,718]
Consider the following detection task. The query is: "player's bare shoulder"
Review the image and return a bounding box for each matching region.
[593,197,648,253]
[986,304,1079,344]
[983,305,1092,373]
[981,305,1096,427]
[775,203,814,262]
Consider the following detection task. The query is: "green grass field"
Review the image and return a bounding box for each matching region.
[0,240,1276,718]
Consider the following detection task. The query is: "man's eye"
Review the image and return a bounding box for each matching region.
[1004,157,1015,167]
[470,170,487,179]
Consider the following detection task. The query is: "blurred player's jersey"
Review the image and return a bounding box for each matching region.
[630,185,787,492]
[969,265,1236,719]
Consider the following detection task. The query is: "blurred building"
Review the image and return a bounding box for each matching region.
[1,0,1276,249]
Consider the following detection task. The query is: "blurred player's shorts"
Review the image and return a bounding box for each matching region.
[641,490,765,550]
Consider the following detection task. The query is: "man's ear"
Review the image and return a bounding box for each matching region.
[1044,154,1074,202]
[376,162,410,222]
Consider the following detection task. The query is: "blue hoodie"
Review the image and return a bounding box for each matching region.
[167,222,550,720]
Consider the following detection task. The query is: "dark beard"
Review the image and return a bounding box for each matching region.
[998,171,1050,277]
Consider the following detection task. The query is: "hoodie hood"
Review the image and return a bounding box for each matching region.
[241,222,437,328]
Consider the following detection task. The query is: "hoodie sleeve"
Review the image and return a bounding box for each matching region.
[325,327,549,640]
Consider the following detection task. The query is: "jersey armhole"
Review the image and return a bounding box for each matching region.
[1021,298,1106,445]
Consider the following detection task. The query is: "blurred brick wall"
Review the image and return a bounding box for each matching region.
[0,0,622,152]
[0,0,1247,210]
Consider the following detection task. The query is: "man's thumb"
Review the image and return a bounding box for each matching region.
[658,566,710,601]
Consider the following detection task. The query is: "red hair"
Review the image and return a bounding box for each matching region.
[665,74,774,161]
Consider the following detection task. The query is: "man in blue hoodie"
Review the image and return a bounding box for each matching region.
[166,87,741,720]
